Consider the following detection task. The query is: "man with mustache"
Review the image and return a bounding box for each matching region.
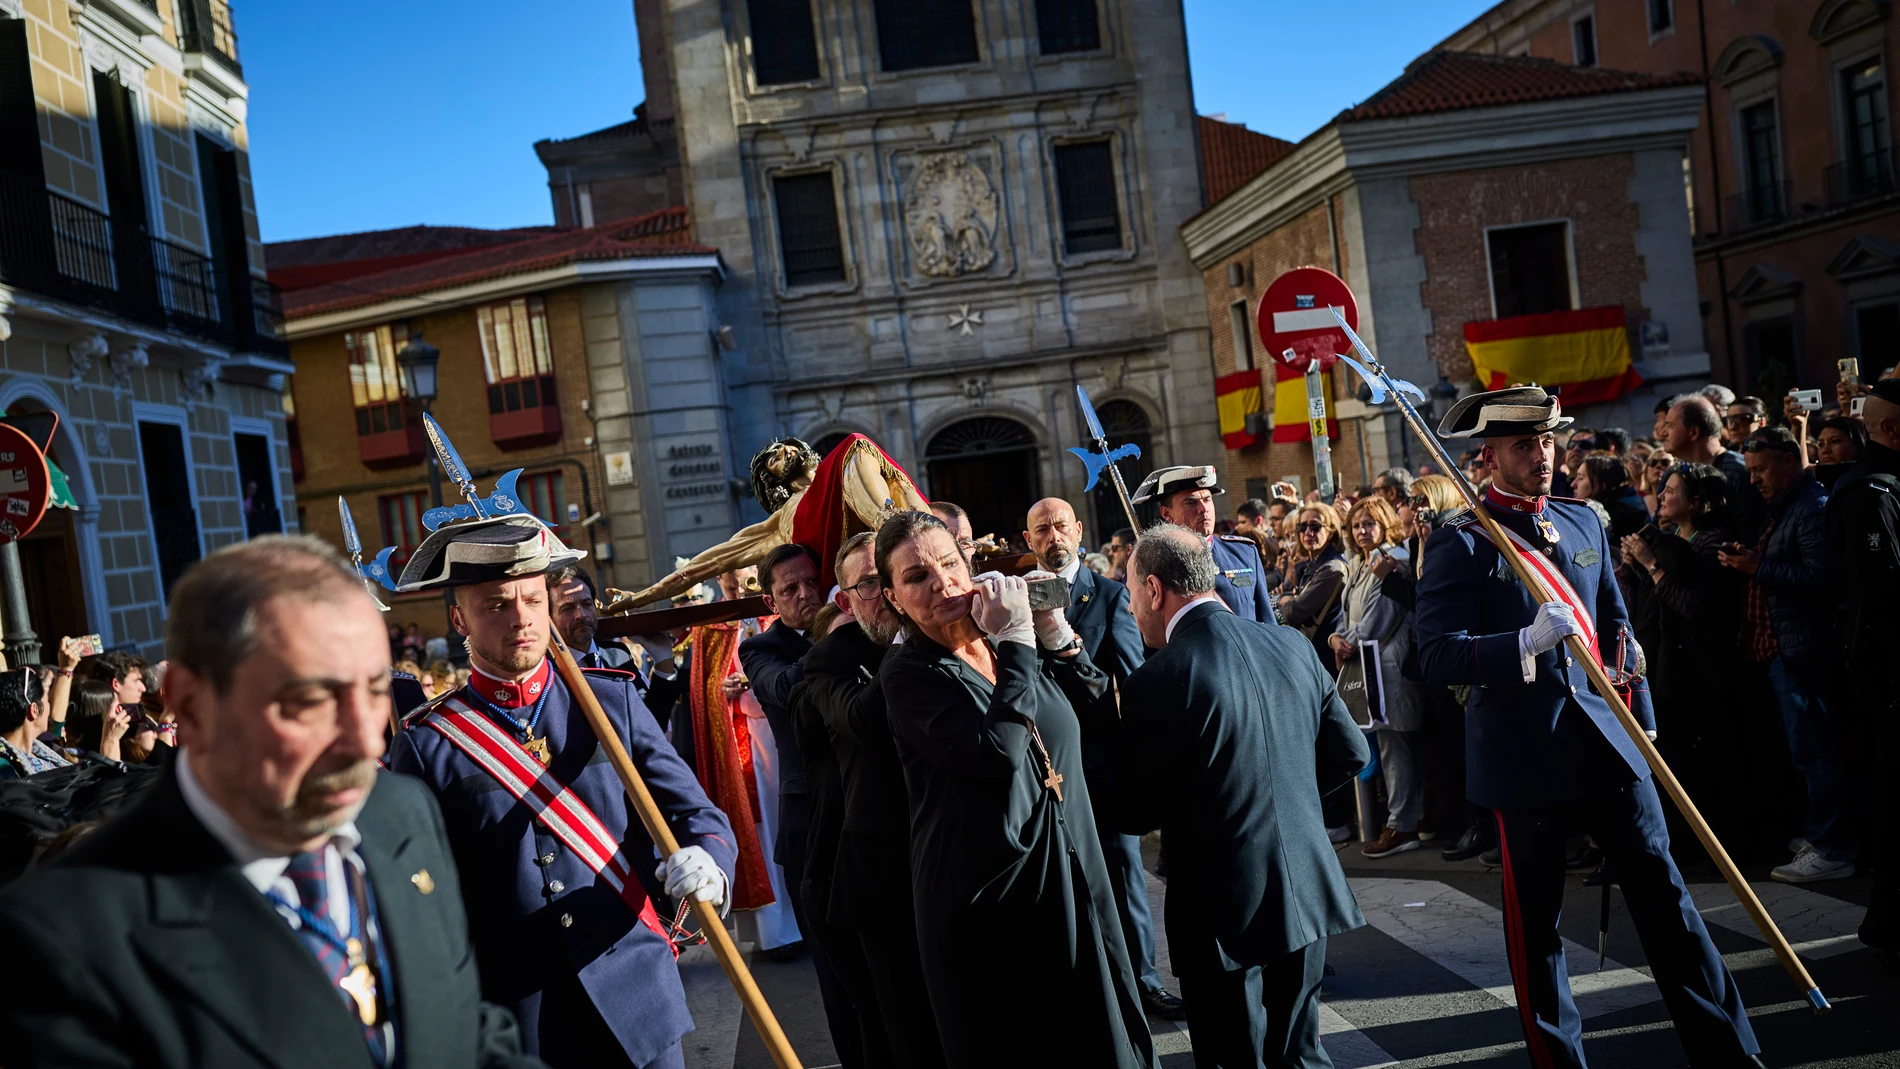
[0,535,545,1068]
[387,514,735,1069]
[1415,387,1761,1069]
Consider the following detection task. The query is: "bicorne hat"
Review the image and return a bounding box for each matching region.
[1436,385,1574,440]
[395,514,586,593]
[1128,465,1225,506]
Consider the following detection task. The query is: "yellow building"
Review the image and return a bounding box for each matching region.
[0,0,291,658]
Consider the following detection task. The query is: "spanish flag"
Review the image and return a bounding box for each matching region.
[1215,371,1264,449]
[1463,306,1644,406]
[1271,362,1338,444]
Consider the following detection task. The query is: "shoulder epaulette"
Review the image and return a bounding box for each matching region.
[580,666,639,681]
[391,669,419,681]
[400,688,456,730]
[1445,511,1477,527]
[1215,533,1258,545]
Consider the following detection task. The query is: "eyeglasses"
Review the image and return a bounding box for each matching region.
[955,538,976,556]
[1407,495,1431,508]
[1297,521,1325,533]
[848,577,883,601]
[1723,414,1764,427]
[1648,458,1672,468]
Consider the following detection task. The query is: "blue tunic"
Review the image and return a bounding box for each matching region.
[1210,533,1280,625]
[387,664,737,1068]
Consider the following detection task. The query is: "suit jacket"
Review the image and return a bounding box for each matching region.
[1065,565,1143,781]
[1113,601,1368,971]
[387,668,735,1066]
[1414,501,1654,811]
[0,769,540,1069]
[738,620,812,798]
[1211,533,1280,624]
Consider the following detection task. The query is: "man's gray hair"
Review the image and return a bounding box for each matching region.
[1699,383,1736,408]
[165,535,372,695]
[1131,524,1217,597]
[1376,467,1414,492]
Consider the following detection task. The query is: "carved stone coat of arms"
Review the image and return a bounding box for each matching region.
[904,154,1000,278]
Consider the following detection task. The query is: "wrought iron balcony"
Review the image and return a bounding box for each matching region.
[1825,149,1897,208]
[0,169,286,355]
[1722,180,1791,232]
[176,0,240,75]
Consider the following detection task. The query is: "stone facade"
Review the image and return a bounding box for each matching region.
[633,0,1219,540]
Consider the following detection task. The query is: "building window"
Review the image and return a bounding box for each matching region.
[873,0,979,72]
[1053,141,1122,255]
[1036,0,1099,55]
[748,0,820,84]
[1572,15,1597,67]
[521,471,567,528]
[1647,0,1672,34]
[774,171,846,286]
[1486,221,1574,319]
[1841,61,1891,197]
[1229,300,1254,371]
[1857,303,1900,369]
[378,490,429,564]
[478,296,556,414]
[1739,100,1785,223]
[345,322,411,437]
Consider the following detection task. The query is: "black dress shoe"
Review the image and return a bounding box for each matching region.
[1479,846,1502,867]
[1441,824,1494,862]
[1141,987,1187,1020]
[758,940,804,964]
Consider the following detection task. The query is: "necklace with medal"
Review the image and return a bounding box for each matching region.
[467,669,554,765]
[1535,512,1561,546]
[272,860,385,1027]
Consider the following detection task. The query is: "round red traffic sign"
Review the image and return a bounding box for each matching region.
[1257,266,1359,374]
[0,424,50,546]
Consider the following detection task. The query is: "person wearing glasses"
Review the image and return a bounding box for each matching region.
[1724,396,1769,447]
[1128,465,1279,625]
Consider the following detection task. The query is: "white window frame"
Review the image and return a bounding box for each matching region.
[130,401,205,594]
[1481,218,1580,320]
[1646,0,1675,44]
[1570,9,1598,68]
[228,414,279,523]
[1228,299,1254,371]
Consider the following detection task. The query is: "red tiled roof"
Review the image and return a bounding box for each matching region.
[265,224,557,272]
[1342,51,1701,122]
[283,206,713,320]
[1198,116,1296,205]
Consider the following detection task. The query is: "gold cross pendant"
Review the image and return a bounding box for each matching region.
[339,938,380,1026]
[524,735,551,766]
[1042,763,1064,803]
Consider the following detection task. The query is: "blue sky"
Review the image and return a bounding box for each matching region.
[243,0,1494,242]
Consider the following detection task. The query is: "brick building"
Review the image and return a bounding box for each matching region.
[1439,0,1900,397]
[0,0,290,659]
[273,210,743,632]
[1182,52,1706,497]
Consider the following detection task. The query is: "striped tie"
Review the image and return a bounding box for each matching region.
[284,848,389,1065]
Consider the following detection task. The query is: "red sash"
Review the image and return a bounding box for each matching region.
[427,696,674,953]
[1466,520,1603,669]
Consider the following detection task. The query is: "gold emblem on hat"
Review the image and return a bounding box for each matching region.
[411,869,435,895]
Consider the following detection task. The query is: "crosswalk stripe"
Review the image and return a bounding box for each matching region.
[1689,880,1868,960]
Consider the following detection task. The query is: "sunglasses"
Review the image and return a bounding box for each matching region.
[1648,458,1672,468]
[1407,495,1431,508]
[1723,414,1763,426]
[1297,521,1325,533]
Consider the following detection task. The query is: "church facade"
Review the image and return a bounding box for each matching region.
[541,0,1221,544]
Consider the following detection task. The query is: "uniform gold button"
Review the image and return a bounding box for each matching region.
[560,913,573,928]
[549,880,565,894]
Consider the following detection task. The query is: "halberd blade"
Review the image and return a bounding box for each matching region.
[1335,352,1390,405]
[1066,443,1141,492]
[1075,385,1107,443]
[339,496,363,557]
[423,469,527,532]
[422,412,483,514]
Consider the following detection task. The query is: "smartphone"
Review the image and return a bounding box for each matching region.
[80,634,103,656]
[1789,388,1823,413]
[1839,358,1860,388]
[1026,576,1072,612]
[1637,524,1664,547]
[1851,396,1866,419]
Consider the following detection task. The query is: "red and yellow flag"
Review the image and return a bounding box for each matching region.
[1463,306,1643,406]
[1215,370,1264,449]
[1271,363,1338,444]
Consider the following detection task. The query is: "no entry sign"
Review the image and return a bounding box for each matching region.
[0,423,49,545]
[1257,266,1358,373]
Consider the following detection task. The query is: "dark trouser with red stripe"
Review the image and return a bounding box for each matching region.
[1493,779,1758,1068]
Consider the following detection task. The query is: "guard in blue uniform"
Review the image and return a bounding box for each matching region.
[385,513,737,1069]
[1414,387,1761,1069]
[1130,465,1280,624]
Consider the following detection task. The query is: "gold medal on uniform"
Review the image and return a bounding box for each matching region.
[1535,514,1560,545]
[524,733,550,766]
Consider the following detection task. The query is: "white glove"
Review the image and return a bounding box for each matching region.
[658,845,729,914]
[1516,601,1581,682]
[1021,569,1077,651]
[971,572,1036,648]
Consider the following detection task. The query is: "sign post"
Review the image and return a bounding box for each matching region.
[1259,267,1358,500]
[1304,361,1335,500]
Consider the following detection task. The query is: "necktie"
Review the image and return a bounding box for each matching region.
[283,848,389,1065]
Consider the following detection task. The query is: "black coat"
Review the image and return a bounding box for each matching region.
[739,620,812,797]
[0,770,541,1069]
[1112,601,1368,970]
[1065,565,1143,781]
[1754,473,1833,672]
[880,634,1156,1069]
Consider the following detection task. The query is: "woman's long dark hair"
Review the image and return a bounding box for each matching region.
[1662,462,1732,530]
[874,509,950,588]
[1577,453,1629,498]
[69,679,118,754]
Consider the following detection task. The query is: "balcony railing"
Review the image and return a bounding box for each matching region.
[1722,180,1790,231]
[177,0,240,75]
[0,169,286,355]
[1825,149,1897,208]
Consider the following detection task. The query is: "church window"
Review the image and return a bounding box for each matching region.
[774,171,846,286]
[1053,140,1122,255]
[1485,221,1574,319]
[1037,0,1100,55]
[748,0,820,84]
[873,0,979,72]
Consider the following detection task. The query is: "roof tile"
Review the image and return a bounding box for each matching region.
[1343,50,1701,122]
[1198,116,1296,205]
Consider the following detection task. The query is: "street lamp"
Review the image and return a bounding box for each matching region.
[397,335,453,625]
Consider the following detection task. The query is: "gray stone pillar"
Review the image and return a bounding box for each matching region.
[0,541,40,666]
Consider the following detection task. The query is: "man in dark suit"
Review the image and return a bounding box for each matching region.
[1114,524,1369,1069]
[739,542,864,1065]
[1024,496,1183,1020]
[0,535,541,1069]
[1416,386,1760,1069]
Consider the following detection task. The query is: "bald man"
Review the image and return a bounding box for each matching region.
[1023,498,1183,1018]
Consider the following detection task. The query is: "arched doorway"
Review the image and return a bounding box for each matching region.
[1086,400,1154,538]
[810,430,852,459]
[925,415,1039,546]
[5,400,88,652]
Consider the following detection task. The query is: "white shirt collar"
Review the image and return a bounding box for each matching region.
[1165,595,1228,642]
[177,748,361,895]
[1057,556,1083,584]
